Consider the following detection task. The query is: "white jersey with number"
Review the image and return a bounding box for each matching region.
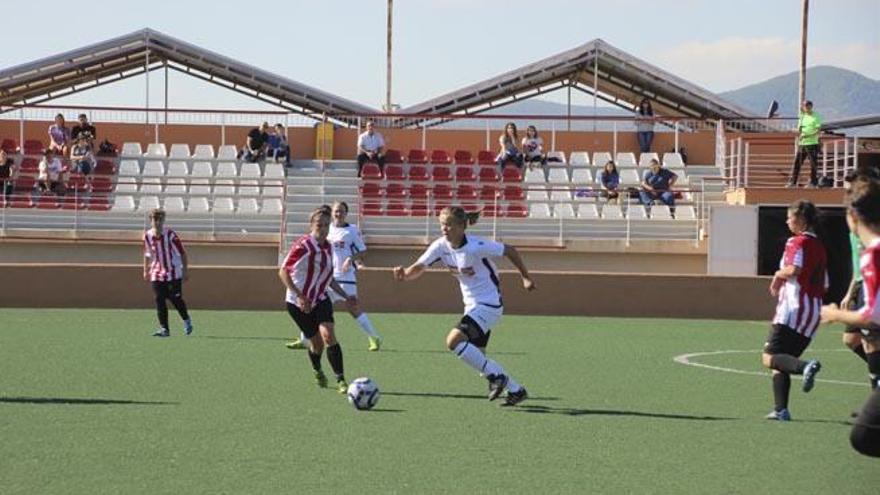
[328,223,367,283]
[416,234,505,311]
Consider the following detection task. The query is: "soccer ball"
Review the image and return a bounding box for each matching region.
[346,377,380,411]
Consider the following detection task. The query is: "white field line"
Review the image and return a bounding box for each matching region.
[672,349,867,387]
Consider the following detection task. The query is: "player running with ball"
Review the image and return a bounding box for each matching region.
[393,206,536,406]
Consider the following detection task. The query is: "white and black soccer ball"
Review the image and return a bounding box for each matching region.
[347,377,380,411]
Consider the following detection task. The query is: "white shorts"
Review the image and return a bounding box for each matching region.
[464,304,503,333]
[327,280,358,303]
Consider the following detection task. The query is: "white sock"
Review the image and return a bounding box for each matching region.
[452,342,523,392]
[300,332,307,342]
[355,314,380,339]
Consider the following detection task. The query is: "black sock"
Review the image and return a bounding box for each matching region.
[155,298,169,329]
[773,373,791,412]
[867,352,880,390]
[326,344,345,381]
[851,343,868,362]
[169,296,190,322]
[307,351,322,372]
[770,355,806,374]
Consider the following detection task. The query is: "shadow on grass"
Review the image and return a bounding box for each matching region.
[198,335,290,342]
[384,391,559,401]
[0,396,178,406]
[379,349,527,356]
[513,404,734,421]
[366,408,406,413]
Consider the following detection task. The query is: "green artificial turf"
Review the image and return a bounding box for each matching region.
[0,309,877,494]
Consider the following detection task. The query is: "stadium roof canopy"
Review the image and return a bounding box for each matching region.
[0,28,380,117]
[399,39,759,124]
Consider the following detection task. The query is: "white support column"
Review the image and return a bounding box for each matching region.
[18,108,24,150]
[421,121,426,150]
[550,122,556,152]
[592,52,599,133]
[674,121,679,151]
[612,122,618,157]
[485,120,490,150]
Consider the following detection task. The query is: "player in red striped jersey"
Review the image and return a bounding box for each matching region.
[822,175,880,457]
[278,208,354,393]
[761,200,827,421]
[142,209,192,337]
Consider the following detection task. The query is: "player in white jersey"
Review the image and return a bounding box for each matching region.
[393,206,536,406]
[287,202,383,351]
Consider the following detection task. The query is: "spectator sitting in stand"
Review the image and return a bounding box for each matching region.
[48,113,70,156]
[266,123,291,167]
[71,114,97,146]
[70,135,96,189]
[639,158,677,215]
[0,149,17,202]
[38,148,66,195]
[597,160,622,204]
[521,125,546,170]
[240,122,270,163]
[356,120,385,177]
[496,122,523,169]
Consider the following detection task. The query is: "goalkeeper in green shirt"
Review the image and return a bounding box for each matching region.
[787,100,822,188]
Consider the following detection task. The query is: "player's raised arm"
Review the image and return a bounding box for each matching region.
[503,244,536,291]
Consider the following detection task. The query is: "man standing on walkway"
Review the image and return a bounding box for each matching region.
[787,100,822,188]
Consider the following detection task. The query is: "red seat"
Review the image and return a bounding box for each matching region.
[456,184,477,200]
[507,203,528,218]
[1,138,18,153]
[363,200,383,216]
[410,201,430,217]
[8,194,34,208]
[384,149,403,164]
[60,195,87,210]
[94,160,116,175]
[503,185,525,201]
[408,183,428,200]
[20,158,39,172]
[360,182,382,198]
[23,139,44,155]
[91,177,113,193]
[385,182,406,199]
[386,201,407,216]
[67,173,88,193]
[481,203,501,217]
[479,167,499,182]
[407,149,428,164]
[430,150,451,164]
[455,166,476,182]
[477,150,496,166]
[454,150,474,165]
[460,202,479,213]
[384,164,406,181]
[361,163,383,180]
[432,165,452,182]
[432,184,453,201]
[479,185,499,201]
[87,195,111,211]
[14,176,35,192]
[502,166,522,182]
[408,165,429,181]
[36,195,60,209]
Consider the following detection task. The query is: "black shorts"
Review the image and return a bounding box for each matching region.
[456,315,492,348]
[763,324,811,357]
[845,279,866,334]
[152,279,184,299]
[286,297,334,339]
[851,388,880,457]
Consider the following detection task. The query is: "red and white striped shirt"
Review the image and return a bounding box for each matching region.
[144,227,186,282]
[858,238,880,325]
[772,232,828,337]
[281,234,333,308]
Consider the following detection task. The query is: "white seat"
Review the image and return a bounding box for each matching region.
[115,178,138,193]
[601,204,624,219]
[260,199,283,215]
[262,182,284,198]
[570,168,593,184]
[547,168,569,184]
[140,178,162,194]
[187,197,210,213]
[240,162,261,178]
[675,205,697,220]
[638,152,660,168]
[238,198,260,215]
[264,163,285,179]
[188,180,212,196]
[193,144,215,159]
[168,144,191,158]
[238,180,260,196]
[213,179,236,196]
[663,152,685,168]
[524,169,545,183]
[572,186,594,202]
[164,197,186,213]
[190,161,214,177]
[144,143,167,157]
[546,151,566,164]
[651,205,673,220]
[164,178,187,194]
[112,195,135,212]
[577,203,599,219]
[628,205,648,219]
[615,152,638,168]
[212,197,235,214]
[526,188,549,201]
[217,145,238,160]
[592,152,613,168]
[119,160,140,176]
[166,160,189,177]
[569,151,591,167]
[550,189,572,201]
[121,142,143,158]
[529,203,552,219]
[141,161,165,177]
[555,203,576,219]
[216,162,238,178]
[621,169,642,186]
[137,196,161,211]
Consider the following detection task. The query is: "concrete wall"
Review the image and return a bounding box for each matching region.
[0,265,772,320]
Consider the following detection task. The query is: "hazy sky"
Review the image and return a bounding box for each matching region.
[1,0,877,111]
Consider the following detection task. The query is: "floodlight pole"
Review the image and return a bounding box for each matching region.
[798,0,809,106]
[386,0,393,112]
